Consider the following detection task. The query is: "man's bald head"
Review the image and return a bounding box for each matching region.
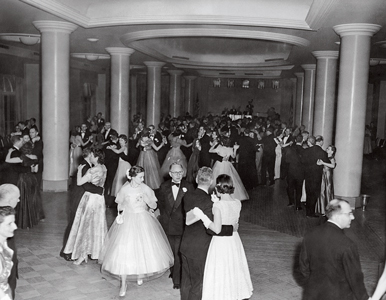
[0,184,20,208]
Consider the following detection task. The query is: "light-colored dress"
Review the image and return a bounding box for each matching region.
[136,137,163,189]
[99,183,173,282]
[211,145,249,201]
[64,165,108,260]
[69,135,83,177]
[274,142,282,179]
[160,136,188,178]
[0,242,13,300]
[111,148,131,196]
[202,200,253,300]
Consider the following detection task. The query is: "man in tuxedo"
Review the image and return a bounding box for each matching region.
[238,130,258,190]
[300,199,369,300]
[60,148,104,260]
[280,127,294,179]
[302,135,329,217]
[103,132,120,206]
[261,127,277,186]
[198,126,211,167]
[18,121,29,136]
[80,123,91,147]
[29,127,43,188]
[180,167,234,300]
[149,125,167,165]
[96,112,105,133]
[0,184,20,299]
[285,135,304,210]
[101,122,117,144]
[155,162,194,289]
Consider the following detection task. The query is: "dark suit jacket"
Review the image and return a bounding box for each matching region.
[286,144,304,179]
[80,130,91,145]
[156,179,194,236]
[199,135,211,167]
[180,188,215,261]
[261,134,277,159]
[301,145,328,181]
[299,221,368,300]
[238,135,257,165]
[32,139,43,173]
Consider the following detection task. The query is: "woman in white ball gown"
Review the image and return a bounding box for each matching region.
[99,166,173,297]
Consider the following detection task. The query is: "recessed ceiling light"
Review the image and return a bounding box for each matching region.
[87,38,99,42]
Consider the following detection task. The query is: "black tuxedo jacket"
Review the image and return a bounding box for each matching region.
[103,128,118,142]
[80,130,91,144]
[238,135,256,165]
[300,222,368,300]
[261,134,277,158]
[286,144,304,179]
[199,135,211,167]
[32,139,43,173]
[301,145,328,181]
[155,179,194,236]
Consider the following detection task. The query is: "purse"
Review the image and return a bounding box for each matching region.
[116,210,124,225]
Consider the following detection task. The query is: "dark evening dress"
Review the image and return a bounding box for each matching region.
[315,157,335,215]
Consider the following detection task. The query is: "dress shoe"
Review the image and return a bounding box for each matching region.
[287,204,294,207]
[173,284,180,289]
[119,283,127,297]
[296,207,303,211]
[73,255,88,265]
[137,279,143,286]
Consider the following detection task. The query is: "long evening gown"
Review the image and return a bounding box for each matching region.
[211,145,249,201]
[186,138,200,183]
[202,200,253,300]
[0,241,13,300]
[136,137,163,189]
[315,157,335,215]
[99,183,173,282]
[111,148,131,196]
[274,143,282,180]
[64,164,108,260]
[160,136,188,178]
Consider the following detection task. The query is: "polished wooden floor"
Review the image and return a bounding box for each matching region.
[14,156,385,300]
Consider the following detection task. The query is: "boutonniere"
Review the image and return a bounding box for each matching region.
[155,138,159,142]
[182,187,188,193]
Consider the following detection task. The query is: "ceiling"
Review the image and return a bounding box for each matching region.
[1,0,386,79]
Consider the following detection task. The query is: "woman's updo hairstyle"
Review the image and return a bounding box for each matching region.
[172,129,183,137]
[126,165,145,182]
[118,134,128,144]
[215,174,235,194]
[0,206,15,224]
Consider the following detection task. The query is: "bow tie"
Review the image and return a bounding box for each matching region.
[172,182,180,187]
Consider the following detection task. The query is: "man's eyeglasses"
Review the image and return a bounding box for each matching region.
[170,171,184,176]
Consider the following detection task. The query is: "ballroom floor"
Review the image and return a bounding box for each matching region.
[13,155,385,300]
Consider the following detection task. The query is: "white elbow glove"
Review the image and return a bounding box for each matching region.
[193,207,212,228]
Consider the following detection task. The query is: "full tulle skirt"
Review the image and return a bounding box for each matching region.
[202,233,253,300]
[111,158,132,197]
[136,149,163,189]
[64,192,107,260]
[99,210,173,281]
[211,161,249,200]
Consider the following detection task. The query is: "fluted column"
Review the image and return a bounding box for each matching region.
[130,74,138,119]
[301,65,316,133]
[333,23,381,202]
[168,70,184,117]
[33,20,77,191]
[294,72,305,127]
[105,47,135,136]
[144,61,165,127]
[312,51,339,147]
[290,78,297,127]
[184,76,197,116]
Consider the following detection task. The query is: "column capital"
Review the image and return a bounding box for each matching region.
[294,72,304,78]
[144,61,166,68]
[167,70,184,76]
[105,47,135,56]
[312,50,339,60]
[184,76,197,81]
[333,23,381,37]
[301,64,316,71]
[33,20,77,34]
